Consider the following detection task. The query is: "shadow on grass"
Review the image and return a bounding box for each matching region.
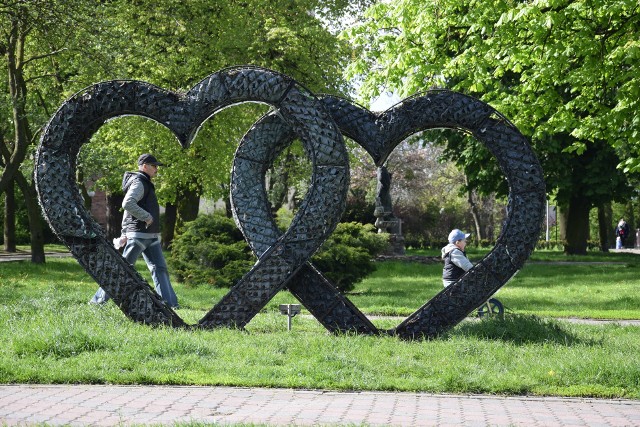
[449,314,594,346]
[2,257,85,278]
[1,258,119,305]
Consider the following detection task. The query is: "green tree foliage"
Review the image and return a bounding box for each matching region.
[0,0,372,256]
[0,0,123,260]
[78,0,372,241]
[343,0,639,254]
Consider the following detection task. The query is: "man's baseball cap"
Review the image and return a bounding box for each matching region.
[137,153,164,166]
[448,229,471,244]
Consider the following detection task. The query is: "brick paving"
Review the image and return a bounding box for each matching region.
[1,384,639,426]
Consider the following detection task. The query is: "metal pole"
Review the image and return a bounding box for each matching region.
[546,199,550,242]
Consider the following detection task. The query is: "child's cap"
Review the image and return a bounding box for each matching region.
[448,229,471,244]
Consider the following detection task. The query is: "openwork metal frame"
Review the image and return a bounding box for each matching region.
[322,92,545,338]
[36,66,348,329]
[233,91,545,339]
[36,66,545,339]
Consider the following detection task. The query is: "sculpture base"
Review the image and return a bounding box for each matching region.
[384,233,405,256]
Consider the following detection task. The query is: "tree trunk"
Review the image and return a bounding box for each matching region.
[77,167,92,210]
[597,202,612,252]
[559,196,590,255]
[0,21,30,193]
[483,195,496,242]
[106,193,124,240]
[3,181,17,252]
[162,202,177,249]
[223,195,232,218]
[14,171,45,263]
[626,201,636,234]
[286,186,297,212]
[465,175,483,241]
[176,186,200,231]
[220,183,232,218]
[266,147,294,215]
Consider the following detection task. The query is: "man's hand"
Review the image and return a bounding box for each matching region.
[145,218,153,228]
[113,236,127,249]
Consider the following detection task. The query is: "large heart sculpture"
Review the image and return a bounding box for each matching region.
[35,64,545,339]
[232,91,545,339]
[231,114,378,334]
[35,66,350,329]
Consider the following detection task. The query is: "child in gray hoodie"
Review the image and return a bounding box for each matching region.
[442,229,473,287]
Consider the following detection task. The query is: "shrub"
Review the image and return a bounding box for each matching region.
[311,222,389,293]
[342,190,376,225]
[535,240,564,251]
[478,239,494,248]
[0,186,57,246]
[169,215,254,287]
[275,206,294,232]
[170,216,388,292]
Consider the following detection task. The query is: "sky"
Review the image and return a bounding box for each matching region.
[369,91,402,112]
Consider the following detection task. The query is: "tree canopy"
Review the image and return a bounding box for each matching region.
[343,0,639,253]
[1,0,373,256]
[82,0,365,196]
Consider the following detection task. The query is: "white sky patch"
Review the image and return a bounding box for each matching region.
[370,91,402,112]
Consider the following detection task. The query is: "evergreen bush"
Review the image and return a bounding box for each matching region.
[169,215,254,287]
[311,222,389,293]
[170,215,388,292]
[535,240,564,251]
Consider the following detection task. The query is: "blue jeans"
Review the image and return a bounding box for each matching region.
[90,237,178,308]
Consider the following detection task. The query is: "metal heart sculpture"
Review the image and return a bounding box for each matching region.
[35,66,350,329]
[232,90,545,339]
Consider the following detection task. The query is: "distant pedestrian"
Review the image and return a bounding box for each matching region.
[90,154,179,308]
[615,218,630,249]
[442,229,473,287]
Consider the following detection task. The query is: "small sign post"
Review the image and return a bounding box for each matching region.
[279,304,301,331]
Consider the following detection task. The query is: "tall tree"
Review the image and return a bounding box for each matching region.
[81,0,372,246]
[0,0,123,261]
[1,0,373,255]
[344,0,639,254]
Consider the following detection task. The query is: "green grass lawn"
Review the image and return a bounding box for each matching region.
[354,258,640,320]
[0,249,639,399]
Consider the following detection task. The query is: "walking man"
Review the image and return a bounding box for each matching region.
[90,154,179,308]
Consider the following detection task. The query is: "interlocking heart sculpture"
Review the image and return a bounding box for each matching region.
[35,66,545,338]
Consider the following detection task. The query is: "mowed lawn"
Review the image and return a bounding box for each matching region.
[0,249,639,399]
[352,258,640,320]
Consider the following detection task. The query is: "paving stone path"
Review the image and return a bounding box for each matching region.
[1,384,639,427]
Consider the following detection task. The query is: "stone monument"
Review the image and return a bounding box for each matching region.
[373,165,405,255]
